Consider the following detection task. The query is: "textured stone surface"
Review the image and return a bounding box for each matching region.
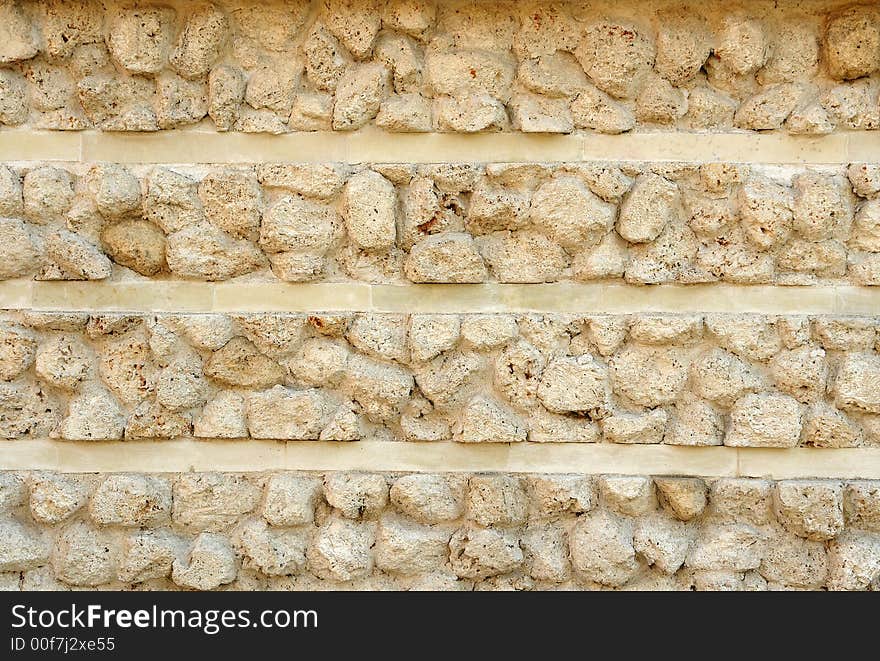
[0,469,874,589]
[0,160,879,285]
[0,1,877,135]
[0,311,871,447]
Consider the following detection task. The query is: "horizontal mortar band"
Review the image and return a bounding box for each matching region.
[2,440,880,479]
[0,128,864,164]
[1,280,879,315]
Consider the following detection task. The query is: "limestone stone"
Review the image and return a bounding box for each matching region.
[654,11,711,85]
[342,171,397,250]
[527,475,595,517]
[726,393,802,448]
[0,520,47,572]
[774,481,845,541]
[824,6,880,80]
[119,529,184,583]
[172,473,260,532]
[480,231,567,283]
[235,519,308,576]
[686,524,765,571]
[802,402,863,448]
[655,478,708,521]
[466,182,529,235]
[575,21,654,99]
[633,514,692,574]
[345,353,413,422]
[603,409,667,444]
[665,395,724,446]
[246,385,333,440]
[285,338,348,389]
[169,4,228,79]
[599,476,657,517]
[263,474,322,527]
[307,516,375,581]
[166,222,266,280]
[376,93,432,131]
[455,391,524,441]
[759,530,827,589]
[390,474,463,524]
[635,74,687,124]
[208,65,245,130]
[570,84,635,134]
[52,522,117,586]
[0,382,59,439]
[616,174,679,244]
[609,345,688,408]
[205,337,284,389]
[530,176,615,251]
[710,478,773,526]
[465,476,528,527]
[844,482,880,532]
[521,523,570,582]
[59,385,124,441]
[792,173,852,241]
[333,62,391,130]
[705,315,782,361]
[569,511,639,587]
[124,400,191,440]
[448,525,523,580]
[324,472,388,519]
[735,84,802,130]
[108,8,176,75]
[172,533,237,590]
[0,70,27,125]
[408,315,459,362]
[90,475,172,527]
[435,93,507,132]
[826,531,880,590]
[375,514,449,575]
[834,353,880,414]
[405,233,487,283]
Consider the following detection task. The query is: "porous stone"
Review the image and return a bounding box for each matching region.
[263,474,323,527]
[390,474,463,524]
[90,475,172,527]
[52,522,117,586]
[530,176,615,251]
[447,525,523,580]
[575,21,654,99]
[172,533,237,590]
[307,515,375,581]
[172,473,260,532]
[375,514,449,575]
[569,510,639,587]
[726,393,802,448]
[616,174,679,244]
[343,171,397,250]
[0,520,48,572]
[774,481,845,541]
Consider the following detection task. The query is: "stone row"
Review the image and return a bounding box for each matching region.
[1,1,880,135]
[0,310,878,447]
[1,470,878,591]
[2,160,880,285]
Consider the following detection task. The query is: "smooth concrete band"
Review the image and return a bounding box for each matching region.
[1,440,880,479]
[1,280,878,315]
[0,128,862,165]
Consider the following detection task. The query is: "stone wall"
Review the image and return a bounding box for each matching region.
[2,0,880,591]
[1,470,878,591]
[2,160,880,285]
[1,0,880,134]
[0,311,877,447]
